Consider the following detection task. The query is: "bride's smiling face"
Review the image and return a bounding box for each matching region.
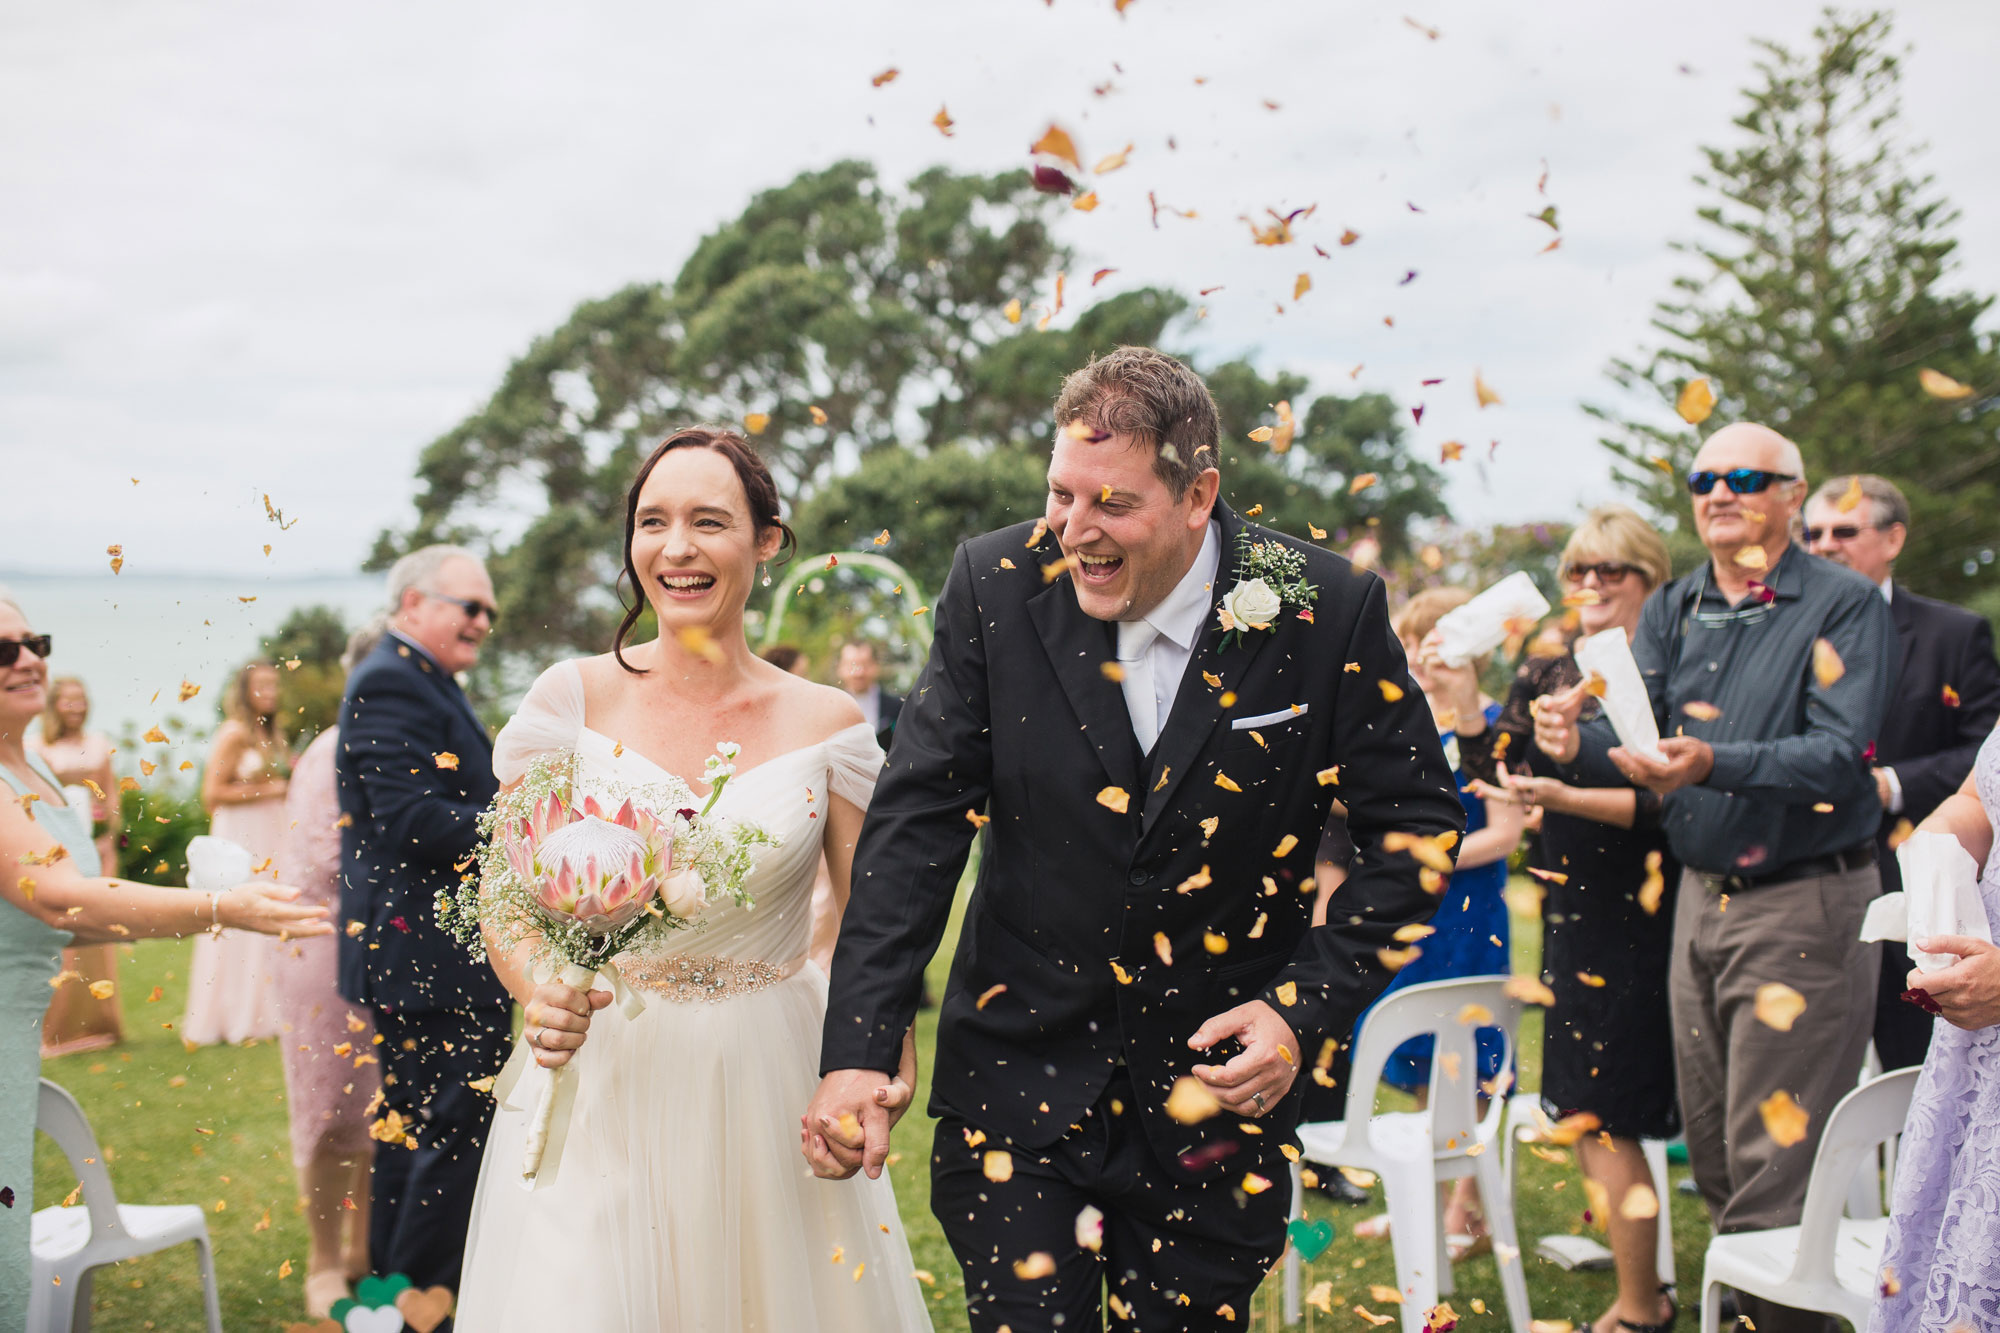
[629,447,782,627]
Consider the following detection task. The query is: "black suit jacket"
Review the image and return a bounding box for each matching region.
[1874,586,2000,892]
[823,503,1463,1181]
[871,686,904,754]
[334,636,509,1015]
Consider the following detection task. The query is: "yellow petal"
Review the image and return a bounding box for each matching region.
[743,412,770,435]
[982,1150,1014,1182]
[1293,272,1311,300]
[1165,1075,1222,1124]
[1012,1252,1056,1280]
[1072,191,1100,213]
[1759,1089,1810,1147]
[1753,982,1807,1032]
[1003,297,1022,324]
[1213,772,1241,793]
[1676,376,1717,424]
[1504,975,1557,1006]
[1378,680,1404,702]
[1093,143,1133,174]
[1096,786,1130,814]
[1030,124,1082,170]
[1919,367,1974,400]
[1474,371,1503,408]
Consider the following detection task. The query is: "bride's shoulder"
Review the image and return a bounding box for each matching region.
[764,669,867,743]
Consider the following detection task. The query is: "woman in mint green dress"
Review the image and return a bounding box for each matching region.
[0,592,332,1331]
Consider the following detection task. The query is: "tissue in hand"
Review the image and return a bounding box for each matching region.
[1569,626,1665,764]
[1880,831,1993,972]
[1432,572,1551,669]
[184,835,253,894]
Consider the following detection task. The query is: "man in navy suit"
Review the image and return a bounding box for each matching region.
[1807,476,2000,1069]
[336,545,512,1301]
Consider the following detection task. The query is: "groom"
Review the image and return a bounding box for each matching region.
[808,347,1464,1330]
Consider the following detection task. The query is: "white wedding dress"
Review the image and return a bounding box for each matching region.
[454,660,932,1332]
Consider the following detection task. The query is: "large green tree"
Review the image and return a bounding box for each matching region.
[1590,8,2000,608]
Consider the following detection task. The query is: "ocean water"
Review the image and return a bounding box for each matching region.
[2,570,386,766]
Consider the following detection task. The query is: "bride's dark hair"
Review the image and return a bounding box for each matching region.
[614,426,797,674]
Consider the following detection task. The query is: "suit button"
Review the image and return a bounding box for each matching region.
[1128,869,1151,886]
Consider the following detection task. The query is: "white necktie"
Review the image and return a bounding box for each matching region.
[1117,620,1161,755]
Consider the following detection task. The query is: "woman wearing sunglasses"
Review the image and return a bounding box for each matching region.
[0,592,333,1327]
[1433,506,1682,1333]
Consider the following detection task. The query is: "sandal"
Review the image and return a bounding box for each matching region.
[1606,1284,1679,1333]
[305,1270,353,1319]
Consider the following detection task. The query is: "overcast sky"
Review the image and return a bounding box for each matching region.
[5,0,1996,578]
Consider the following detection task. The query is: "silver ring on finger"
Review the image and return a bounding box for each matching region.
[534,1026,550,1050]
[1252,1091,1267,1115]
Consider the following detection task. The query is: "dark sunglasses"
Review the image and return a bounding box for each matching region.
[0,634,52,667]
[1803,523,1883,543]
[419,590,499,624]
[1686,468,1799,496]
[1561,562,1636,586]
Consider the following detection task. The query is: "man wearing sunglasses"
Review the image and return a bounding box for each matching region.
[334,543,509,1308]
[1536,423,1896,1333]
[1805,474,2000,1073]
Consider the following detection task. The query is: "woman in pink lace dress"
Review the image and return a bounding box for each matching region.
[277,713,382,1318]
[182,661,289,1045]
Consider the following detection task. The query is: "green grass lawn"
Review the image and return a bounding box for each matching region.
[37,889,1713,1330]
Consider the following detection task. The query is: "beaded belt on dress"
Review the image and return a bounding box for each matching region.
[622,954,803,1003]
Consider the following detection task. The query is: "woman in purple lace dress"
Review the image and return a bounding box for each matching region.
[1870,726,2000,1332]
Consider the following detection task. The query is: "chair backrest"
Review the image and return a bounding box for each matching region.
[36,1079,126,1243]
[1342,975,1523,1155]
[1788,1067,1921,1288]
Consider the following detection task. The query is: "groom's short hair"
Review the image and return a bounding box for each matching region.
[1053,347,1221,499]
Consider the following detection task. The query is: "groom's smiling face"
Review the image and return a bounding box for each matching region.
[1047,429,1218,623]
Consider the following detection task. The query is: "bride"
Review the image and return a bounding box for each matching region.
[454,427,932,1331]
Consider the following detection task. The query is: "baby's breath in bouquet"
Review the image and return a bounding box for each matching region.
[438,740,773,1183]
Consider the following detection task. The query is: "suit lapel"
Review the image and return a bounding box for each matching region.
[1027,573,1143,797]
[1142,503,1270,834]
[1892,589,1917,671]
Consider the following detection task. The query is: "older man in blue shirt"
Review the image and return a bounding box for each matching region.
[1538,423,1896,1333]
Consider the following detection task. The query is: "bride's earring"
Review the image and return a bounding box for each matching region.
[759,563,772,588]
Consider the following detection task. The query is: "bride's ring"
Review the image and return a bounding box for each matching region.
[1252,1091,1267,1115]
[534,1027,550,1050]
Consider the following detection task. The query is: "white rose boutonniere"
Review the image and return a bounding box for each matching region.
[1215,532,1318,650]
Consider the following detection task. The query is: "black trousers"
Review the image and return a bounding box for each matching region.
[1873,939,1935,1071]
[368,1006,511,1294]
[930,1071,1288,1332]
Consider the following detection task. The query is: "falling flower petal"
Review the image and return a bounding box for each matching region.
[1919,368,1974,400]
[1676,377,1717,424]
[932,105,955,136]
[1759,1089,1810,1147]
[1165,1076,1222,1124]
[809,404,828,425]
[1093,143,1133,173]
[1091,267,1118,286]
[1012,1252,1056,1280]
[1812,638,1845,687]
[1096,786,1130,814]
[982,1150,1014,1182]
[1504,975,1557,1006]
[871,67,899,87]
[1474,371,1503,408]
[1072,191,1100,212]
[1294,273,1311,300]
[1754,982,1807,1032]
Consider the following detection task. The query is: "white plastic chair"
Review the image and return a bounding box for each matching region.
[1502,1091,1676,1287]
[29,1079,223,1333]
[1283,976,1532,1333]
[1696,1066,1920,1333]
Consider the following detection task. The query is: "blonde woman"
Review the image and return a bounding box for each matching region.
[30,677,124,1054]
[182,661,291,1046]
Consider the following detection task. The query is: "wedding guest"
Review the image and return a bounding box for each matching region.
[30,676,124,1055]
[276,623,384,1319]
[182,660,290,1046]
[759,642,813,677]
[1867,729,2000,1333]
[837,639,903,752]
[1351,587,1525,1255]
[336,545,509,1300]
[0,590,329,1326]
[1805,474,2000,1071]
[1450,507,1681,1333]
[1538,425,1895,1333]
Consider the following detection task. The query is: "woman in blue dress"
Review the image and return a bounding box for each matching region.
[0,590,332,1331]
[1349,586,1524,1254]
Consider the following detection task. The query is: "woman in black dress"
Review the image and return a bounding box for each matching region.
[1428,506,1681,1333]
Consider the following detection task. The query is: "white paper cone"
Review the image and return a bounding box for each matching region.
[1858,892,1908,943]
[1895,831,1993,971]
[184,835,253,893]
[1433,572,1552,669]
[1571,626,1665,763]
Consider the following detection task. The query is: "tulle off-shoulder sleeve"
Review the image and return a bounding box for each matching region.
[823,722,886,811]
[492,659,586,785]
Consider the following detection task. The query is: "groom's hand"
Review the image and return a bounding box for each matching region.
[802,1069,903,1180]
[1188,1000,1300,1117]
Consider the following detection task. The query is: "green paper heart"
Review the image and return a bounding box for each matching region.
[1287,1216,1336,1262]
[327,1298,357,1324]
[355,1273,412,1308]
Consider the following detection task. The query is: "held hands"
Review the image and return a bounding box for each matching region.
[1466,766,1565,815]
[220,883,334,938]
[1189,1000,1299,1118]
[1609,736,1714,795]
[1909,936,2000,1031]
[523,977,613,1070]
[802,1029,919,1180]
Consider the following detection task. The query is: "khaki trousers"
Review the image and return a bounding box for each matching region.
[1669,864,1879,1328]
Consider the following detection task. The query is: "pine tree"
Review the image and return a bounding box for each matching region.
[1588,8,2000,610]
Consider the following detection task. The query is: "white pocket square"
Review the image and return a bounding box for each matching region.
[1230,705,1307,731]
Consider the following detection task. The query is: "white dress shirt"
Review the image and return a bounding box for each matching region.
[850,686,881,733]
[1115,522,1222,754]
[1877,577,1904,813]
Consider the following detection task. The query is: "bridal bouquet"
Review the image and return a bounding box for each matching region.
[437,741,773,1183]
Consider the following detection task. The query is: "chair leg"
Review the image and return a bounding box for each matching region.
[1473,1150,1535,1333]
[1642,1140,1675,1288]
[194,1235,223,1333]
[1384,1166,1441,1333]
[67,1266,93,1333]
[1434,1178,1456,1297]
[1283,1162,1302,1326]
[1699,1279,1722,1333]
[44,1266,79,1333]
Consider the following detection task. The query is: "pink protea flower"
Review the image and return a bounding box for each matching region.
[503,791,681,934]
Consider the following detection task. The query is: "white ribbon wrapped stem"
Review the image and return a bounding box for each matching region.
[501,957,646,1190]
[1571,626,1665,764]
[1433,572,1551,669]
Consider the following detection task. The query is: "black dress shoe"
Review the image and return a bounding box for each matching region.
[1309,1170,1372,1205]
